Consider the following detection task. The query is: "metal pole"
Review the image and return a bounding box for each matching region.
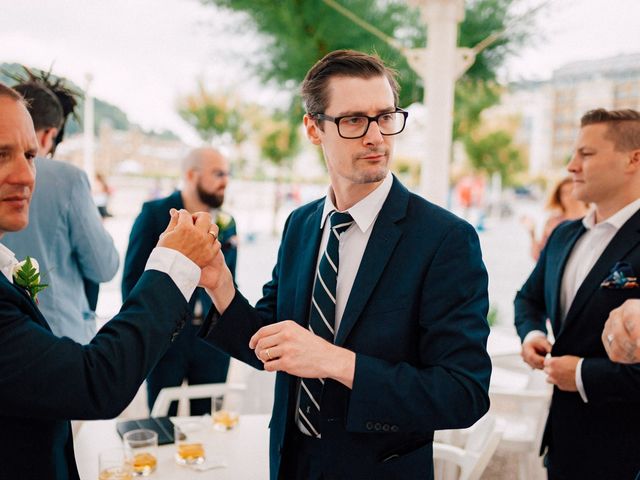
[83,73,95,186]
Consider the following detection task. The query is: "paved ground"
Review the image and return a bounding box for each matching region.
[95,178,547,478]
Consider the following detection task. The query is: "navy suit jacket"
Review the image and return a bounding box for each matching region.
[0,270,190,480]
[515,210,640,479]
[200,177,491,480]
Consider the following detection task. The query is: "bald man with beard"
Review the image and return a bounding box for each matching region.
[122,147,238,416]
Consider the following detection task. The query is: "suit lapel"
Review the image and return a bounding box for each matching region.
[551,223,586,329]
[293,202,324,327]
[563,209,640,331]
[0,274,51,331]
[334,178,407,346]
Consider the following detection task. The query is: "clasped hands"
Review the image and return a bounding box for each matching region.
[602,299,640,364]
[521,336,579,392]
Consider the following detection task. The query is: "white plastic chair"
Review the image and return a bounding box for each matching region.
[433,415,503,480]
[489,353,552,480]
[150,382,247,417]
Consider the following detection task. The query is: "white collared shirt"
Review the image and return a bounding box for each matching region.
[315,172,393,336]
[0,242,18,283]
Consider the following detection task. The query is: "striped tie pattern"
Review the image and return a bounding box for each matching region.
[298,210,354,438]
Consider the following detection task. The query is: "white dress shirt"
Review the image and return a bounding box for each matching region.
[0,242,19,283]
[316,172,393,337]
[526,197,640,402]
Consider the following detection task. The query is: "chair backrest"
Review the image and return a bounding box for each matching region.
[433,414,503,480]
[150,382,247,417]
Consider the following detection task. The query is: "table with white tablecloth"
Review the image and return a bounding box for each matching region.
[74,414,270,479]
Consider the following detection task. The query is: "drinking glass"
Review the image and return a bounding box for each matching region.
[123,429,158,476]
[174,419,207,465]
[98,447,133,480]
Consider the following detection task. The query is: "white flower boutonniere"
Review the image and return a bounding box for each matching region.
[216,211,234,234]
[12,256,48,302]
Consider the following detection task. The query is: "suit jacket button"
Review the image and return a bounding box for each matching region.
[365,421,373,430]
[382,424,390,432]
[391,425,399,432]
[374,422,382,431]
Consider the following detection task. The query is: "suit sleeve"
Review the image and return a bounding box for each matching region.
[0,271,189,420]
[68,170,119,283]
[122,203,161,299]
[581,359,640,404]
[347,222,491,432]
[514,236,552,341]
[221,218,238,278]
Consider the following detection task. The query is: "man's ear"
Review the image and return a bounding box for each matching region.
[36,127,59,156]
[629,148,640,171]
[303,114,322,146]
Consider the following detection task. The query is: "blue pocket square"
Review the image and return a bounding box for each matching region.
[600,262,639,289]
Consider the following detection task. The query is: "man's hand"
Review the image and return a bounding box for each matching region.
[603,299,640,364]
[543,355,579,391]
[157,209,218,268]
[249,320,356,389]
[521,336,552,370]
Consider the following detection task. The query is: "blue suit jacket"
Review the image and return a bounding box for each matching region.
[2,157,119,343]
[201,177,491,479]
[515,210,640,479]
[0,269,190,480]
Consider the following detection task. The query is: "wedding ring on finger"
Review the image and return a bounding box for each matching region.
[208,229,218,242]
[265,348,272,360]
[607,333,615,346]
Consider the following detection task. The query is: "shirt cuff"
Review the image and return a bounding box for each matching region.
[523,330,547,344]
[145,247,199,301]
[575,358,588,403]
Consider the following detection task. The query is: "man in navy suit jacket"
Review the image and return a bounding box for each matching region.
[198,50,491,479]
[515,108,640,479]
[123,147,237,415]
[0,83,221,479]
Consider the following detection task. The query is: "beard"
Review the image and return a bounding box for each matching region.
[196,182,224,209]
[350,147,390,184]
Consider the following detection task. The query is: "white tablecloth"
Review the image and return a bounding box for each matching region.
[74,414,270,479]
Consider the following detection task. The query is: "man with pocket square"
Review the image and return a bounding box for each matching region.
[515,108,640,479]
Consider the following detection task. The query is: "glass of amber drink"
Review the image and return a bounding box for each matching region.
[123,429,158,476]
[212,394,240,431]
[174,419,206,465]
[98,447,134,480]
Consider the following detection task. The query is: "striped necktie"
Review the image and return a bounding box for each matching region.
[298,210,354,438]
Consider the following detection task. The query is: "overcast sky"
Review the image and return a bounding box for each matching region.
[1,0,639,142]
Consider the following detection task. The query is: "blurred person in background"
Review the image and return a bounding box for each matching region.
[122,147,237,416]
[515,108,640,479]
[522,177,589,261]
[93,172,113,218]
[2,68,118,344]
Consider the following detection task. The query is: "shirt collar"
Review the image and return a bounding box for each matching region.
[0,242,18,283]
[320,172,393,233]
[582,197,640,231]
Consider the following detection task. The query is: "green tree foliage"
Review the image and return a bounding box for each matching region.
[203,0,533,107]
[464,129,525,185]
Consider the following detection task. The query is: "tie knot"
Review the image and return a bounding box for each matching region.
[329,211,354,234]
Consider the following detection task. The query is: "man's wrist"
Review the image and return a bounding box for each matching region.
[327,345,356,389]
[205,278,235,314]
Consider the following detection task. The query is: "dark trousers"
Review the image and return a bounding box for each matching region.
[279,427,326,480]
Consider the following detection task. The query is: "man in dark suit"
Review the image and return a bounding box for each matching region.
[515,108,640,479]
[122,147,237,416]
[197,50,491,480]
[0,82,220,479]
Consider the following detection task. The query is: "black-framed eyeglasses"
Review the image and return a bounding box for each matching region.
[313,108,408,139]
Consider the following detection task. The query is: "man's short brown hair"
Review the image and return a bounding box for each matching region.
[581,108,640,151]
[301,49,399,116]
